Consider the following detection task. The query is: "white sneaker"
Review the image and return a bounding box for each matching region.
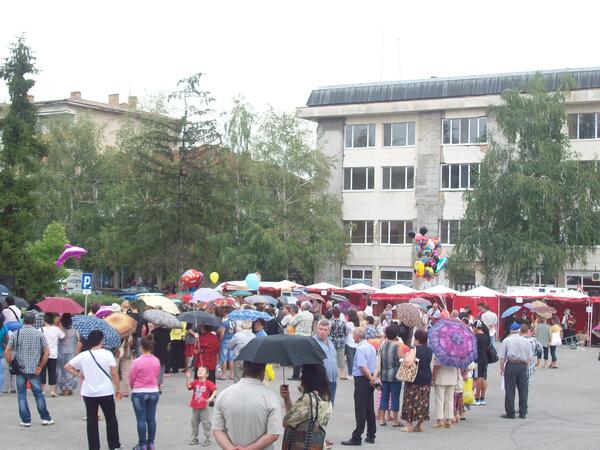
[20,422,31,427]
[479,400,486,406]
[41,419,55,426]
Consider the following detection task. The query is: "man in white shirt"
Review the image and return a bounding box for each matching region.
[280,305,293,334]
[364,300,373,318]
[3,296,21,324]
[228,321,256,382]
[479,303,498,344]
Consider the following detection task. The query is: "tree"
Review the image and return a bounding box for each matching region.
[0,36,46,295]
[450,74,600,287]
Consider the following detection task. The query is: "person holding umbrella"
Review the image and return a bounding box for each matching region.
[228,321,256,382]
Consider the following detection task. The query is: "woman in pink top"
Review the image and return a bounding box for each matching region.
[129,335,161,450]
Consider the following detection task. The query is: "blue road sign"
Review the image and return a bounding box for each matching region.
[82,273,93,291]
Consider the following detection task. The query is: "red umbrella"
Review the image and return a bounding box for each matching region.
[36,297,84,314]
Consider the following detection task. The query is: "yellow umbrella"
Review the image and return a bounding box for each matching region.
[139,295,180,315]
[104,313,137,337]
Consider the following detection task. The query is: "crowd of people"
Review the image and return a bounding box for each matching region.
[0,292,575,450]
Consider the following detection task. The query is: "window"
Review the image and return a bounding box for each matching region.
[383,122,416,147]
[342,268,373,287]
[567,113,600,140]
[382,166,414,190]
[442,117,487,144]
[566,273,600,294]
[345,124,375,148]
[440,163,479,190]
[439,220,460,245]
[344,220,374,244]
[380,220,413,244]
[344,167,375,190]
[380,270,413,288]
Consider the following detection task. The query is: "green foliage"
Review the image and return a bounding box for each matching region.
[0,37,46,294]
[65,293,120,307]
[23,222,68,301]
[451,74,600,287]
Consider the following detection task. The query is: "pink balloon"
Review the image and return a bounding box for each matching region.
[55,244,88,267]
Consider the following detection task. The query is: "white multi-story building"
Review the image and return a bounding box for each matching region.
[297,68,600,292]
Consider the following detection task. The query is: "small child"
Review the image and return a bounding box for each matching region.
[453,369,466,424]
[187,367,217,446]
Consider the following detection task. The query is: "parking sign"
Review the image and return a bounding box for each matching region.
[82,273,93,295]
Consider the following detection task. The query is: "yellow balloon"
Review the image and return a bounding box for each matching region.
[209,272,219,284]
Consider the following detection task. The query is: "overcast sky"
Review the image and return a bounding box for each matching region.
[1,0,599,117]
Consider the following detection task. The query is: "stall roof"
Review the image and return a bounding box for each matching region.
[456,286,502,298]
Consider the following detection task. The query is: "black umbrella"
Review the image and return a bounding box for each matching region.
[236,334,326,366]
[178,310,222,328]
[0,296,28,309]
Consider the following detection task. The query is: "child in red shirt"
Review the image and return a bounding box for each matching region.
[187,367,217,446]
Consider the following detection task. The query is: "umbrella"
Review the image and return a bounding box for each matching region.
[428,318,478,369]
[530,305,556,314]
[501,305,522,318]
[227,309,272,322]
[229,290,252,297]
[104,313,137,337]
[409,297,432,307]
[138,295,180,315]
[212,297,237,308]
[307,293,325,302]
[73,315,121,349]
[329,293,348,303]
[396,303,422,327]
[143,309,181,329]
[192,288,224,304]
[0,296,28,309]
[36,297,84,314]
[236,335,326,367]
[245,295,278,306]
[178,310,222,328]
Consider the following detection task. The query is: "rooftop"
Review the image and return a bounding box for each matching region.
[306,67,600,107]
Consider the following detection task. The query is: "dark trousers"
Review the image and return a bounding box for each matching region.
[40,358,57,385]
[351,376,376,441]
[83,395,121,450]
[549,345,557,362]
[504,363,528,416]
[167,340,184,373]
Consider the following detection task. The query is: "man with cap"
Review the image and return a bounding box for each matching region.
[499,322,533,419]
[4,311,54,427]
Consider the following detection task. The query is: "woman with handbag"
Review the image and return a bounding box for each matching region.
[280,364,332,450]
[399,330,433,433]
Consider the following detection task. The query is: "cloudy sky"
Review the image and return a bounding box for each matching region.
[1,0,598,116]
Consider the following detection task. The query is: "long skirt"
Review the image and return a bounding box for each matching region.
[57,351,78,391]
[400,383,430,424]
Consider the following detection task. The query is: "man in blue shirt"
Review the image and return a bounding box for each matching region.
[342,327,376,446]
[313,319,338,402]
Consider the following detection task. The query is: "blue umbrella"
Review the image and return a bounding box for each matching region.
[73,315,121,349]
[501,305,523,318]
[229,290,252,297]
[244,295,278,306]
[227,309,272,322]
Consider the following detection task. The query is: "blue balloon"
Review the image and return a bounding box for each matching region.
[245,273,260,291]
[435,257,448,273]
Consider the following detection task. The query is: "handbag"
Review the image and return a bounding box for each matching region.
[282,392,326,450]
[9,330,21,375]
[462,378,475,405]
[395,348,420,383]
[487,343,499,364]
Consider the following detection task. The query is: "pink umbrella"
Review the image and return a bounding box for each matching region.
[36,297,84,314]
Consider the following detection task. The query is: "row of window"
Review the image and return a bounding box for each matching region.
[342,268,413,288]
[568,113,600,140]
[343,164,479,191]
[344,220,460,244]
[344,117,487,149]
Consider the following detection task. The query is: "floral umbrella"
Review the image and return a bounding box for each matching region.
[428,318,478,369]
[396,303,422,328]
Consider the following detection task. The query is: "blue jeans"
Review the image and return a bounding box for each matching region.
[379,380,402,412]
[131,392,160,445]
[16,373,51,423]
[329,381,337,405]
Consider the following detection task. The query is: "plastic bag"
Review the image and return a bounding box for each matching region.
[462,378,475,405]
[264,364,275,381]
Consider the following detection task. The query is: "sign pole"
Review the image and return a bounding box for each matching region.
[85,293,89,315]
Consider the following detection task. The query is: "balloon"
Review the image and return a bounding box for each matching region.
[414,233,428,246]
[424,267,435,279]
[436,257,448,273]
[245,273,260,291]
[413,261,425,278]
[426,239,435,251]
[209,272,219,284]
[56,244,88,267]
[179,269,204,289]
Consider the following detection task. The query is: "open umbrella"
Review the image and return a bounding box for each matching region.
[501,305,523,318]
[229,290,252,297]
[212,297,237,308]
[178,310,222,328]
[245,295,278,306]
[138,295,180,315]
[236,335,326,366]
[73,315,121,349]
[192,288,224,304]
[36,297,84,314]
[409,297,432,307]
[227,309,272,322]
[396,303,422,327]
[428,318,478,368]
[104,313,137,337]
[143,309,181,329]
[530,305,556,314]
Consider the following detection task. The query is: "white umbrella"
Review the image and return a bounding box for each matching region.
[138,295,180,315]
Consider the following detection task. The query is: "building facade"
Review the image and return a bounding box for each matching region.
[298,68,600,292]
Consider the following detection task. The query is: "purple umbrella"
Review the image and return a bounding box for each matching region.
[428,318,478,369]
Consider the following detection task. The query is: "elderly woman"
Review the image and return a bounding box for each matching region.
[399,330,433,433]
[374,326,405,426]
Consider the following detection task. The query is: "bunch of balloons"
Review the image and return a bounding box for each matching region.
[179,269,204,289]
[409,226,448,280]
